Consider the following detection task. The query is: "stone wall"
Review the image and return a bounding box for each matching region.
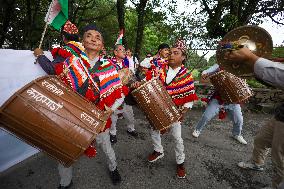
[194,83,284,111]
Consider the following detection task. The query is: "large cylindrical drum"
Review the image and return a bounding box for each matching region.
[0,76,111,167]
[131,77,181,130]
[209,70,253,103]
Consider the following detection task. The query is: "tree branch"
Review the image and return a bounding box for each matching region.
[200,0,213,18]
[265,13,284,25]
[129,0,138,7]
[80,5,116,22]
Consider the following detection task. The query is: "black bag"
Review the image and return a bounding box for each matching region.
[124,93,137,105]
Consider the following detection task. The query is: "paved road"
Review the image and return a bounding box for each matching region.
[0,107,274,189]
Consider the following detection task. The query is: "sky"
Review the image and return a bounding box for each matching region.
[259,19,284,46]
[171,1,284,59]
[126,1,284,59]
[197,19,284,60]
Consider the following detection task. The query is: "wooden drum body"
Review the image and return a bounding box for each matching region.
[131,77,181,131]
[0,76,111,167]
[210,70,253,103]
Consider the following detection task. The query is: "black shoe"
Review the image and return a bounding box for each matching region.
[110,134,117,144]
[127,130,138,138]
[58,180,73,189]
[110,168,121,185]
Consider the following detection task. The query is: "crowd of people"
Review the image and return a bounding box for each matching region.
[32,20,284,189]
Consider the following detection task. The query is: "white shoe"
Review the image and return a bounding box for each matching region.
[233,135,247,145]
[238,161,264,171]
[192,130,200,138]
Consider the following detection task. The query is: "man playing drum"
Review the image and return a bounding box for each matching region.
[109,44,138,144]
[132,39,198,179]
[58,24,129,188]
[36,23,125,187]
[192,64,248,145]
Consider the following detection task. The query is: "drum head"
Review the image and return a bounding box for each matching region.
[216,25,273,77]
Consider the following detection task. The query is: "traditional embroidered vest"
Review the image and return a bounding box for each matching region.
[55,42,123,108]
[151,57,168,68]
[111,57,129,70]
[147,64,198,106]
[51,41,83,60]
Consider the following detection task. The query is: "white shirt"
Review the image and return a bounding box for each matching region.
[127,56,138,73]
[166,66,181,84]
[89,57,100,68]
[166,66,193,109]
[202,64,220,75]
[255,58,284,89]
[140,57,153,68]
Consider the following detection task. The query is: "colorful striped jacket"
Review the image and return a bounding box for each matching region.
[146,64,198,106]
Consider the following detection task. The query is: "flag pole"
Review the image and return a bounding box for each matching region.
[38,22,48,49]
[34,0,53,64]
[38,0,55,49]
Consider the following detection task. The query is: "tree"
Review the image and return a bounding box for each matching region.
[132,0,148,58]
[272,47,284,58]
[0,0,202,59]
[0,0,119,49]
[1,0,52,49]
[185,51,207,71]
[116,0,127,47]
[207,54,217,67]
[271,46,284,62]
[127,0,184,58]
[190,0,284,39]
[0,0,16,48]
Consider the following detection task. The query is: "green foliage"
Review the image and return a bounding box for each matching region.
[221,14,239,33]
[207,54,217,67]
[69,1,118,50]
[0,0,182,58]
[186,0,284,47]
[247,78,268,88]
[184,51,208,72]
[124,7,174,58]
[1,0,284,54]
[1,0,53,49]
[124,8,138,50]
[190,69,200,80]
[272,47,284,58]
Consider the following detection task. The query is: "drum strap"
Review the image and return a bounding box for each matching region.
[62,56,101,93]
[78,58,100,93]
[77,61,101,103]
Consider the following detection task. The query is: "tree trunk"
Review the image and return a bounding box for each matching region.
[0,0,16,48]
[134,0,148,59]
[25,0,32,49]
[116,0,127,47]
